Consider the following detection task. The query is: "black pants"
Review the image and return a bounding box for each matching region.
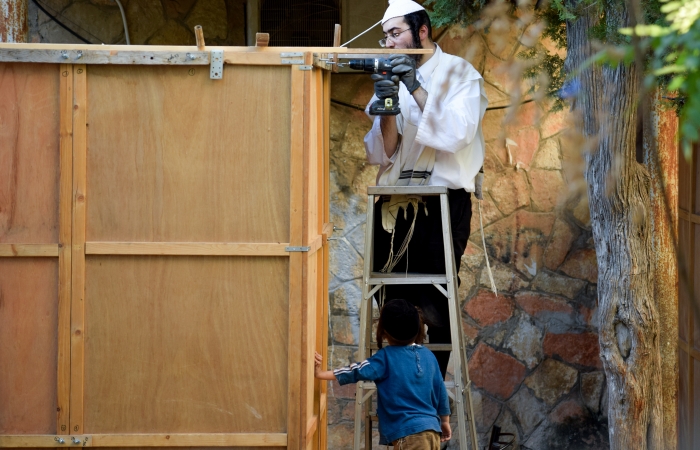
[372,189,472,378]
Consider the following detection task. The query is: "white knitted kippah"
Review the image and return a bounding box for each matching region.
[381,0,426,24]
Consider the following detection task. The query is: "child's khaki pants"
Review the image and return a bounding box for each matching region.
[391,430,440,450]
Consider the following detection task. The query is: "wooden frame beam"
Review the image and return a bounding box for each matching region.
[0,434,287,447]
[0,244,59,257]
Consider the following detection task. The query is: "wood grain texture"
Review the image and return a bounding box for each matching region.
[57,62,73,434]
[0,63,60,244]
[0,433,286,447]
[286,60,306,450]
[0,243,58,257]
[83,256,289,433]
[85,65,291,243]
[70,63,88,435]
[0,259,58,434]
[85,242,291,256]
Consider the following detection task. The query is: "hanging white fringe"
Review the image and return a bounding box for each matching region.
[478,200,497,296]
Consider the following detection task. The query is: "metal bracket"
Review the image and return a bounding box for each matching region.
[210,49,224,79]
[280,52,303,57]
[298,65,313,70]
[285,246,310,252]
[281,59,304,65]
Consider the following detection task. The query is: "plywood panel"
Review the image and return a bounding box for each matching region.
[0,63,59,244]
[86,65,291,243]
[0,259,58,434]
[83,256,289,433]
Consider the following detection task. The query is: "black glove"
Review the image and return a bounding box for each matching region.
[372,73,399,99]
[389,54,421,94]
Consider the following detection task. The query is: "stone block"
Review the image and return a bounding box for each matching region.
[186,0,228,40]
[524,358,577,406]
[482,108,507,143]
[505,315,543,369]
[125,0,166,44]
[515,291,573,317]
[327,422,355,449]
[163,0,197,20]
[480,262,529,293]
[483,210,556,279]
[543,219,578,270]
[331,315,358,346]
[486,169,530,216]
[560,248,598,283]
[62,2,125,44]
[532,271,585,299]
[329,237,363,283]
[147,19,195,45]
[345,222,366,258]
[461,319,480,346]
[572,193,591,228]
[457,264,478,302]
[549,399,586,423]
[329,346,358,370]
[507,386,546,435]
[494,407,521,448]
[328,281,361,317]
[540,108,569,139]
[504,126,539,169]
[471,389,502,433]
[543,332,602,369]
[469,343,526,400]
[469,194,504,234]
[464,289,514,326]
[580,371,605,413]
[529,169,565,212]
[533,138,562,170]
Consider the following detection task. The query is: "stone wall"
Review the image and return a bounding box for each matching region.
[327,26,608,450]
[28,0,245,46]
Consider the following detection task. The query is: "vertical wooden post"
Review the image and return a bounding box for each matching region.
[0,0,27,42]
[287,61,306,450]
[69,64,87,435]
[57,63,74,436]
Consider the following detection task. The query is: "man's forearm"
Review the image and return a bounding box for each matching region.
[380,115,399,159]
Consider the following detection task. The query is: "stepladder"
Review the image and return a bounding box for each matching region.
[354,186,479,450]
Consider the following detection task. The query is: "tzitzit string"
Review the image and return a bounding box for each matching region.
[479,200,497,296]
[378,198,424,308]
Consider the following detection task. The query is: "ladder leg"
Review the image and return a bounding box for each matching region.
[439,193,478,450]
[355,194,376,450]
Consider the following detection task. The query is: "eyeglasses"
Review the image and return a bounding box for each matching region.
[379,28,410,47]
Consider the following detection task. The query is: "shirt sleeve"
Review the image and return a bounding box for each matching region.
[415,76,483,155]
[435,368,450,416]
[333,351,387,386]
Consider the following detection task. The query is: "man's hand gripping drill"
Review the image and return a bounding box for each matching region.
[348,57,401,115]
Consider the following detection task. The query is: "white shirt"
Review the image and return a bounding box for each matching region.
[364,45,488,191]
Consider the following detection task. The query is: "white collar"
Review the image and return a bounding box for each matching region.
[417,43,440,82]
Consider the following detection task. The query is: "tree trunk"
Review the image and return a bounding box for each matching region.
[566,3,664,449]
[0,0,28,43]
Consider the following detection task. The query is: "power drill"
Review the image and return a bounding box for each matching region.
[348,58,400,116]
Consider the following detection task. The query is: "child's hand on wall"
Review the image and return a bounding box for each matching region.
[314,351,336,381]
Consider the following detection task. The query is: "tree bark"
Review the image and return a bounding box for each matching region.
[566,3,664,449]
[0,0,28,43]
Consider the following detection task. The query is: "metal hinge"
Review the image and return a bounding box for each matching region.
[281,52,304,65]
[210,49,224,79]
[298,65,313,70]
[285,246,310,252]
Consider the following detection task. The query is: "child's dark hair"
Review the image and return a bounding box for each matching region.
[376,299,426,349]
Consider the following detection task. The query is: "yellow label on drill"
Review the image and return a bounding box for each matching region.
[384,98,393,110]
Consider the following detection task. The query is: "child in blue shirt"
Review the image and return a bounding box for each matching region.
[315,299,451,449]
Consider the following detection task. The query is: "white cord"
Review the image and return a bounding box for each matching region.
[113,0,130,45]
[479,200,497,296]
[340,19,382,47]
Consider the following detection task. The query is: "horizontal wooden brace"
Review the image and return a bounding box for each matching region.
[0,433,287,447]
[0,243,59,257]
[85,242,290,256]
[679,207,700,225]
[84,239,325,256]
[0,44,431,65]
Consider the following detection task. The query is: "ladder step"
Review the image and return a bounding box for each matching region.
[367,186,448,196]
[367,272,448,285]
[369,343,453,351]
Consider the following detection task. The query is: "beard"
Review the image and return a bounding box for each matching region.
[406,36,422,64]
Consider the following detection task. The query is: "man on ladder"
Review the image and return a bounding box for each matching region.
[364,0,488,382]
[354,0,489,448]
